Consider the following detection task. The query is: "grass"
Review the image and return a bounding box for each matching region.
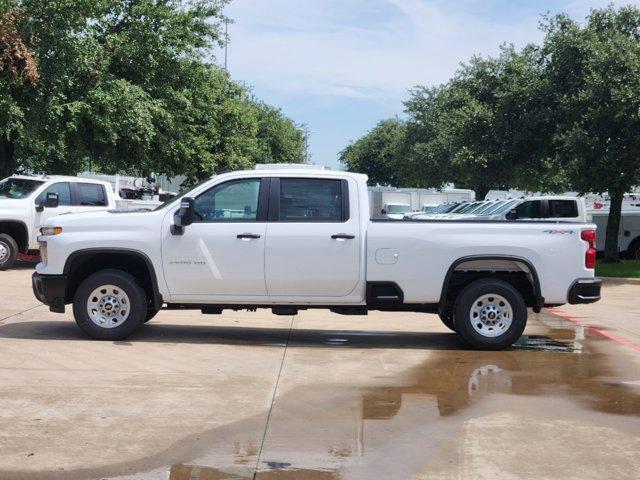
[595,260,640,278]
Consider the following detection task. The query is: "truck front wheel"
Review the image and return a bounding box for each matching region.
[73,269,147,340]
[438,311,457,332]
[0,233,18,270]
[453,279,527,350]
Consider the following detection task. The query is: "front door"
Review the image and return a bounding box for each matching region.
[264,177,360,297]
[162,177,269,299]
[31,182,74,245]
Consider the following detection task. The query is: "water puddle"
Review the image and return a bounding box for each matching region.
[3,312,639,479]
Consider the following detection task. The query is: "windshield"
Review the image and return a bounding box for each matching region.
[465,202,492,214]
[386,204,412,214]
[438,203,459,213]
[474,201,502,215]
[490,199,520,215]
[0,177,45,199]
[153,178,211,211]
[452,202,479,213]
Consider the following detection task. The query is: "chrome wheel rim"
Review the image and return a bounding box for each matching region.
[86,285,130,328]
[0,241,9,264]
[469,294,513,338]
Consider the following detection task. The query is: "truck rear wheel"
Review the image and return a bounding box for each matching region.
[0,233,18,270]
[73,269,147,340]
[453,279,527,350]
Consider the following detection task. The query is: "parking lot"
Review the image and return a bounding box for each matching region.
[0,265,639,480]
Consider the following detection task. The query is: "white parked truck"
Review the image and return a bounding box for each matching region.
[32,166,601,349]
[0,175,117,270]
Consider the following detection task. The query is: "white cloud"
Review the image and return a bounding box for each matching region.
[218,0,548,103]
[220,0,640,103]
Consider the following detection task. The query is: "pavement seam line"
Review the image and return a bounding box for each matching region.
[0,303,45,325]
[252,315,295,480]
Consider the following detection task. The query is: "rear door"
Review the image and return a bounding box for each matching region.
[264,177,360,297]
[73,182,110,210]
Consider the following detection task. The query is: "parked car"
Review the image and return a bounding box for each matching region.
[32,165,600,349]
[382,203,413,219]
[410,200,495,219]
[0,175,117,270]
[410,197,588,223]
[404,202,461,218]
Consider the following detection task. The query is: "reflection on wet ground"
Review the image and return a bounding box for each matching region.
[2,312,639,480]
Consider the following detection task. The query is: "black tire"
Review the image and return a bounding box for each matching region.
[438,311,457,332]
[453,279,527,350]
[0,233,18,271]
[626,239,640,261]
[73,269,147,340]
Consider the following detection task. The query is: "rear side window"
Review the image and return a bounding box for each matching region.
[514,200,542,219]
[36,182,72,206]
[78,183,107,206]
[548,200,578,218]
[278,178,344,222]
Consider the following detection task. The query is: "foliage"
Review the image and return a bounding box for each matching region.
[0,0,306,181]
[342,5,640,261]
[339,118,406,186]
[540,6,640,261]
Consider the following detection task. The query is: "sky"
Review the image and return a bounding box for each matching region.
[215,0,640,169]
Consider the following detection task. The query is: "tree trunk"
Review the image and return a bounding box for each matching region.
[0,138,15,178]
[475,184,490,201]
[603,192,623,263]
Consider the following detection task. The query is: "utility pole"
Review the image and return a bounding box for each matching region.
[224,18,235,70]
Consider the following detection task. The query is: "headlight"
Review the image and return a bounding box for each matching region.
[40,226,63,236]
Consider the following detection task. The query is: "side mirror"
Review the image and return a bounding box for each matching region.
[171,197,196,235]
[505,209,518,221]
[381,209,387,215]
[36,192,59,212]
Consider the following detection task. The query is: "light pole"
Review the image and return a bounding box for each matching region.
[224,18,235,70]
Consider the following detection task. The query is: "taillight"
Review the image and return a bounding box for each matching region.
[581,230,596,269]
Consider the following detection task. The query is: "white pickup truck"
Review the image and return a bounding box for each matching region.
[32,166,601,349]
[0,175,117,270]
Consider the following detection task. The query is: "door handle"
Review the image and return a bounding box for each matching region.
[331,233,355,240]
[237,233,261,239]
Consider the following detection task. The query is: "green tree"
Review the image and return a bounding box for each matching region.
[339,118,407,186]
[0,0,306,180]
[540,6,640,262]
[403,46,556,200]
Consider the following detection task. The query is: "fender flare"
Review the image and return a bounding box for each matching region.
[439,255,544,312]
[63,248,162,309]
[0,219,29,251]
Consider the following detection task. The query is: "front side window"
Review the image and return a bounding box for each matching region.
[0,178,45,199]
[78,183,107,206]
[35,183,72,206]
[279,178,343,222]
[194,179,261,222]
[548,200,578,218]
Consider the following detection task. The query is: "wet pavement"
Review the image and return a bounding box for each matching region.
[0,269,639,479]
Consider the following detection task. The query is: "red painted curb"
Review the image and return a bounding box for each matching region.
[545,307,640,353]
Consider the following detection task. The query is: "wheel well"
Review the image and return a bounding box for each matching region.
[441,258,540,313]
[64,251,159,307]
[626,236,640,257]
[0,221,28,252]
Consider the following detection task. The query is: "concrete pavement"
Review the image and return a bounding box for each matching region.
[0,267,638,479]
